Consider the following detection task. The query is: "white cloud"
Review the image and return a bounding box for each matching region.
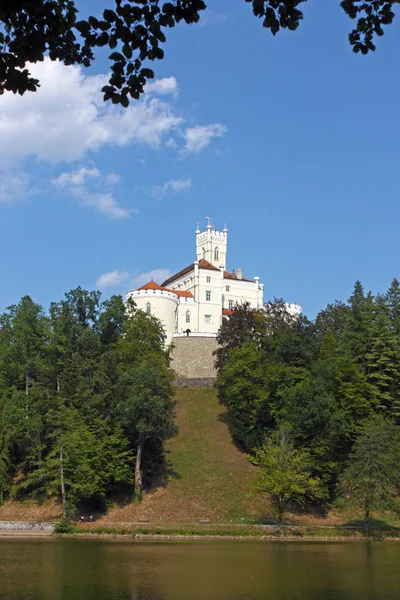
[71,187,133,219]
[96,269,131,290]
[96,267,173,292]
[0,172,33,203]
[52,166,100,187]
[52,164,131,219]
[106,172,120,185]
[183,123,227,153]
[199,11,228,27]
[151,178,192,199]
[131,269,173,289]
[145,76,178,97]
[0,59,182,167]
[166,137,178,149]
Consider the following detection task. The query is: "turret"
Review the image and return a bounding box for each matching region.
[195,218,228,270]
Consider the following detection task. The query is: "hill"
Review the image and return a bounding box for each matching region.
[98,387,268,524]
[0,388,268,524]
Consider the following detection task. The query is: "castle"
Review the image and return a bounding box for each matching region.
[125,219,265,345]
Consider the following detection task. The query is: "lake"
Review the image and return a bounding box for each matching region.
[0,538,399,600]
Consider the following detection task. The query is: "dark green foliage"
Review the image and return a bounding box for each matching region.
[217,277,400,517]
[251,428,327,523]
[338,415,400,533]
[1,1,396,104]
[0,288,176,513]
[53,517,75,534]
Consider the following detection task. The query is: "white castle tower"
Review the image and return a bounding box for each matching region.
[195,218,228,271]
[125,219,264,345]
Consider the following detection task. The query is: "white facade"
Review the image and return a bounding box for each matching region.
[125,221,265,345]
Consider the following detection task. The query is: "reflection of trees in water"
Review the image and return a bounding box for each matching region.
[131,583,165,600]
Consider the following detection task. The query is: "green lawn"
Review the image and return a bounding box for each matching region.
[101,387,268,523]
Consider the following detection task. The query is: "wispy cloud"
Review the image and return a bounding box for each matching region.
[183,124,227,153]
[131,269,173,289]
[0,172,33,204]
[52,166,100,187]
[52,163,132,219]
[198,10,229,27]
[96,267,173,292]
[96,269,131,290]
[145,76,179,97]
[151,178,192,199]
[71,187,133,220]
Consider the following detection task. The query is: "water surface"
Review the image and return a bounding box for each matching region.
[0,538,399,600]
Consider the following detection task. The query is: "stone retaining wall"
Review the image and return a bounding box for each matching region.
[171,336,218,379]
[0,521,54,532]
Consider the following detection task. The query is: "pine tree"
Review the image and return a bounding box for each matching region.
[341,281,374,371]
[338,415,400,533]
[385,278,400,335]
[365,298,400,415]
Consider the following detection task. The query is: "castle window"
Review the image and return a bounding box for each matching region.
[185,311,191,324]
[226,285,230,292]
[202,247,206,259]
[145,303,151,315]
[205,315,211,325]
[206,276,211,283]
[228,300,234,310]
[206,290,211,302]
[214,247,219,260]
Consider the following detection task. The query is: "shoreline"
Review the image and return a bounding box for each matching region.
[1,530,400,542]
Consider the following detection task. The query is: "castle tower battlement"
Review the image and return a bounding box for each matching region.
[195,218,228,271]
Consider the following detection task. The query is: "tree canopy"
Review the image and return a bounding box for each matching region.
[0,288,176,516]
[217,279,400,521]
[0,1,398,105]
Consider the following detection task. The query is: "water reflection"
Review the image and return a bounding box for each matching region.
[0,538,399,600]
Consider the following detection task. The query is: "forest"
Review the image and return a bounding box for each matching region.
[0,289,176,517]
[216,279,400,528]
[1,280,400,530]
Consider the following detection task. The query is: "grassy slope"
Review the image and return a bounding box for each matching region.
[0,388,266,523]
[99,388,268,524]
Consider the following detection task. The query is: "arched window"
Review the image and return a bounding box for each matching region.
[214,246,219,261]
[185,311,191,323]
[145,303,151,315]
[202,247,206,259]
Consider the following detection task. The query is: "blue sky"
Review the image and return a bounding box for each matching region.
[1,1,399,318]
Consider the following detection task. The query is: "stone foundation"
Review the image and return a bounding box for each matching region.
[0,521,54,532]
[171,336,218,380]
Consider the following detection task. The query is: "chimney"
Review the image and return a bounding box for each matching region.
[237,268,243,280]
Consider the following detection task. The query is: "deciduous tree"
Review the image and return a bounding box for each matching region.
[251,428,327,524]
[1,1,396,104]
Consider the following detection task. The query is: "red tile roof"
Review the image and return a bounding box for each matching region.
[139,281,168,291]
[223,270,252,282]
[172,290,194,298]
[162,263,194,287]
[222,308,233,316]
[198,258,219,271]
[138,280,193,299]
[162,259,220,287]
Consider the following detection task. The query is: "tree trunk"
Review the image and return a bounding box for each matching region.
[25,373,29,396]
[60,444,66,519]
[364,507,370,535]
[134,439,144,494]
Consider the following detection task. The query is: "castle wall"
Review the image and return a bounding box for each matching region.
[171,336,218,380]
[126,288,178,345]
